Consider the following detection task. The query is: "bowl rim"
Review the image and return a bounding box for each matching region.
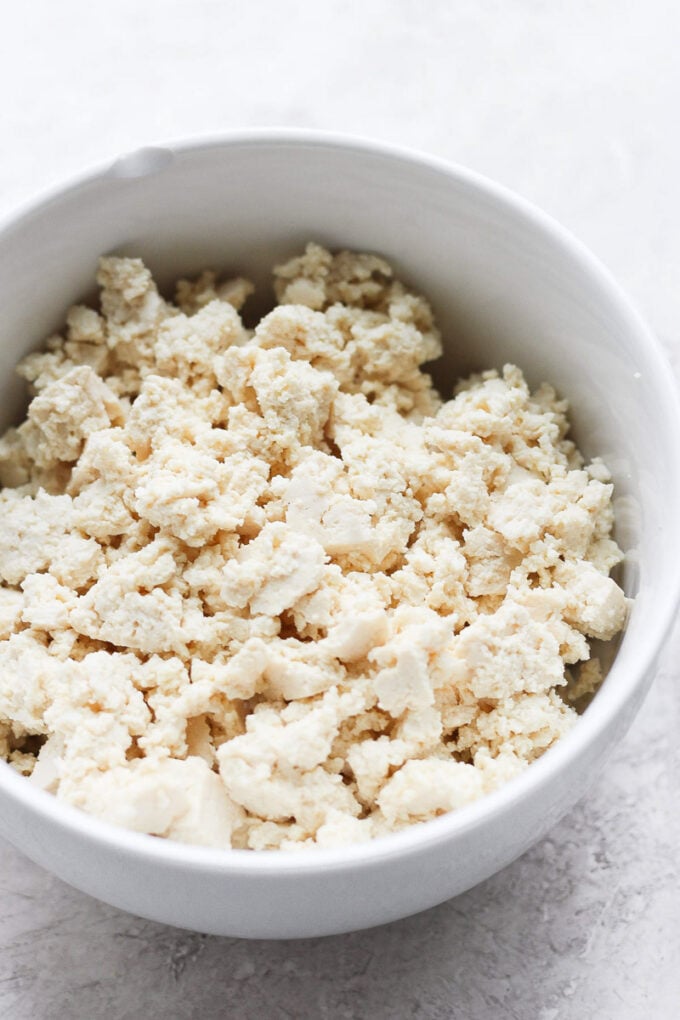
[1,127,679,875]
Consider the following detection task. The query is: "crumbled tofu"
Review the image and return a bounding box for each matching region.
[220,522,327,616]
[61,756,247,848]
[0,244,628,851]
[20,366,123,468]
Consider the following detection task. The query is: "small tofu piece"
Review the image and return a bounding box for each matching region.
[21,366,123,468]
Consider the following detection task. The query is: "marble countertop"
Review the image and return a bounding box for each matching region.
[0,2,679,1016]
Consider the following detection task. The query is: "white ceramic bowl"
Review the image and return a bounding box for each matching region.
[0,132,678,939]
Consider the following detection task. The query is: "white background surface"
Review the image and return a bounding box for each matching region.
[0,2,679,1017]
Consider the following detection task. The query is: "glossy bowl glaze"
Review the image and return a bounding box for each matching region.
[0,132,678,938]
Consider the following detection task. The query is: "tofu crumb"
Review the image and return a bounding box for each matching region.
[0,244,629,850]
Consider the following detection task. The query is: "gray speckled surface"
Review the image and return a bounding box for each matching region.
[1,2,680,1016]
